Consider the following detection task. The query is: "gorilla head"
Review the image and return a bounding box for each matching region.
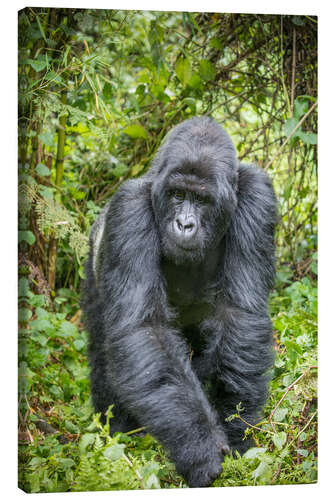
[150,117,239,263]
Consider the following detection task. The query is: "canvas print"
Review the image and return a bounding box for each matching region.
[18,7,317,492]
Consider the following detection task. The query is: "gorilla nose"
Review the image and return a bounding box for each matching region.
[174,215,197,238]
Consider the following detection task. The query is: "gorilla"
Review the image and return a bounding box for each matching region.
[82,116,277,488]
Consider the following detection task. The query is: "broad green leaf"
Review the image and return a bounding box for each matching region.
[251,461,272,482]
[175,57,192,86]
[18,308,32,323]
[18,230,35,245]
[298,131,317,145]
[274,357,285,368]
[144,473,160,489]
[44,70,62,83]
[188,73,204,92]
[297,449,309,457]
[283,178,293,199]
[39,131,54,147]
[103,82,114,100]
[28,58,47,72]
[79,432,98,453]
[103,443,125,461]
[38,185,54,200]
[30,318,53,332]
[65,421,80,434]
[273,407,288,422]
[284,117,299,139]
[294,99,308,118]
[199,59,216,82]
[29,457,45,467]
[300,432,308,441]
[123,124,148,139]
[112,163,129,178]
[59,321,78,338]
[183,97,196,113]
[210,37,222,50]
[36,163,51,176]
[73,339,86,351]
[272,431,287,450]
[58,458,76,469]
[18,277,29,297]
[285,340,303,355]
[243,447,267,460]
[131,164,145,176]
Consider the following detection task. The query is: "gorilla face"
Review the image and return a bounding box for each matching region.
[153,161,238,264]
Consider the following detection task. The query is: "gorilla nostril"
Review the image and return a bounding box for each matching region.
[184,222,194,232]
[176,219,183,231]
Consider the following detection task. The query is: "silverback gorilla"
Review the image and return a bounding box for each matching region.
[82,116,277,487]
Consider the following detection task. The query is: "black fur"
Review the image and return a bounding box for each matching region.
[82,117,277,488]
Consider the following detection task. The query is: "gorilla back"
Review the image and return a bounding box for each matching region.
[82,116,277,488]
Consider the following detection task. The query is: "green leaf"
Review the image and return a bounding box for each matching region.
[175,57,192,86]
[188,73,203,91]
[50,384,63,399]
[58,458,76,469]
[103,443,126,461]
[243,447,267,459]
[59,321,78,338]
[18,277,30,297]
[112,163,129,178]
[298,131,317,145]
[284,117,299,139]
[73,339,85,351]
[36,163,51,176]
[30,318,53,332]
[18,230,36,245]
[103,82,114,100]
[131,164,145,176]
[123,124,148,139]
[297,449,309,457]
[44,71,62,83]
[251,461,272,482]
[285,340,303,355]
[210,37,222,50]
[183,97,196,113]
[272,431,287,450]
[36,14,47,42]
[28,58,47,72]
[39,131,54,147]
[18,308,32,323]
[38,185,54,200]
[294,99,309,119]
[199,60,216,82]
[273,408,289,422]
[65,421,80,434]
[274,357,285,368]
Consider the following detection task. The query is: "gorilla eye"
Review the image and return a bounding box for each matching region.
[194,193,207,203]
[169,190,185,201]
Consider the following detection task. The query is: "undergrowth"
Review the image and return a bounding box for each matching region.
[18,272,317,492]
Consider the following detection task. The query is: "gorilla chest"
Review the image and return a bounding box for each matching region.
[161,260,216,328]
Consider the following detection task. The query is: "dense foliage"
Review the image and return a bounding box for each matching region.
[18,8,317,492]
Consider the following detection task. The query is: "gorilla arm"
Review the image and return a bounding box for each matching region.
[97,179,229,487]
[199,164,277,452]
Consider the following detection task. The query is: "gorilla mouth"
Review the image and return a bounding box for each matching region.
[170,235,199,252]
[175,242,197,251]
